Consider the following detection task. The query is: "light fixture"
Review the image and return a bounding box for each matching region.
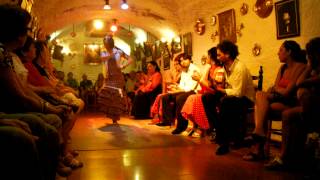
[93,19,104,30]
[103,0,111,10]
[121,0,129,10]
[110,19,118,32]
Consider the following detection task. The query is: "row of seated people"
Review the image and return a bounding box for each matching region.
[63,71,105,109]
[0,4,84,180]
[147,39,320,173]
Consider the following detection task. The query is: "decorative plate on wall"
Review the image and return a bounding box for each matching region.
[194,19,205,35]
[240,3,249,15]
[253,0,273,18]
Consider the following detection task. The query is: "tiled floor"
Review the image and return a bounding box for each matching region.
[65,112,304,180]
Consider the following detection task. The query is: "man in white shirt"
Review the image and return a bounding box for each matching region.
[157,54,201,132]
[213,40,255,155]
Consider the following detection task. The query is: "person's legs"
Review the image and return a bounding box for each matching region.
[265,106,307,170]
[172,91,195,134]
[132,93,151,119]
[201,93,221,130]
[216,96,246,155]
[0,126,42,180]
[253,91,270,137]
[160,92,182,125]
[0,113,60,180]
[281,107,306,164]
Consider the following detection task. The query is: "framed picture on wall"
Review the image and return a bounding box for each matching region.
[183,32,192,56]
[84,43,102,65]
[275,0,300,39]
[162,44,171,70]
[218,9,237,43]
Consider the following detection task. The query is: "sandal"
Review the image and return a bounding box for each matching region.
[243,152,265,161]
[148,118,161,125]
[57,161,72,177]
[69,150,79,157]
[191,131,202,138]
[63,154,84,169]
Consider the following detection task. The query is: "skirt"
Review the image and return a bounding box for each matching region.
[181,94,209,129]
[97,86,126,120]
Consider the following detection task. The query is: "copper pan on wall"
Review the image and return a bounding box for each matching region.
[253,0,273,18]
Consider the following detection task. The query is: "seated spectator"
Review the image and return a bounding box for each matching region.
[16,36,83,114]
[150,53,182,124]
[135,70,148,88]
[156,54,201,133]
[181,47,225,137]
[265,37,320,170]
[0,120,41,180]
[209,40,255,155]
[66,72,79,91]
[80,73,93,101]
[244,40,306,160]
[131,61,162,119]
[125,71,136,114]
[0,4,76,178]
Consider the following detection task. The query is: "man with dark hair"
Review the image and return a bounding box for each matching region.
[213,40,255,155]
[157,53,201,134]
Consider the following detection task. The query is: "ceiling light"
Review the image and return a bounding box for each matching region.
[110,19,118,32]
[121,0,129,10]
[103,0,111,10]
[93,20,104,30]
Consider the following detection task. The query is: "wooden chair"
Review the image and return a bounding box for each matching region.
[245,66,264,131]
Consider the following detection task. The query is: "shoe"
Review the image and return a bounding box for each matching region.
[210,131,216,143]
[181,130,192,136]
[243,152,265,161]
[191,131,202,138]
[171,129,184,135]
[69,150,79,157]
[63,154,84,169]
[156,122,171,126]
[215,145,229,155]
[264,157,284,171]
[148,118,161,125]
[57,161,72,177]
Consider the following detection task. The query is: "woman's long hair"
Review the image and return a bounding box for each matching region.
[148,61,160,72]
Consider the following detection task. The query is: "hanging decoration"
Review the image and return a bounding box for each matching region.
[70,24,76,37]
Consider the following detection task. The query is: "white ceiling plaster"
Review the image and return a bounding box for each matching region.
[30,0,238,37]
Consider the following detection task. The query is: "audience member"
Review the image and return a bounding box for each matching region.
[211,40,255,155]
[244,40,306,160]
[131,61,162,119]
[181,47,225,137]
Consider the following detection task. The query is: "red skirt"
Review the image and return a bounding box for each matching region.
[181,94,209,129]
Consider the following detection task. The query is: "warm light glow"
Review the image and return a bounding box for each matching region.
[88,44,100,50]
[161,37,167,43]
[103,0,111,10]
[103,4,111,10]
[110,25,118,32]
[61,45,70,55]
[93,20,104,30]
[114,37,131,55]
[160,29,176,43]
[174,36,181,43]
[134,39,140,44]
[49,31,62,41]
[132,28,147,44]
[121,0,129,10]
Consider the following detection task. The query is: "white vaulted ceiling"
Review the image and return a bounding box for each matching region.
[32,0,238,37]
